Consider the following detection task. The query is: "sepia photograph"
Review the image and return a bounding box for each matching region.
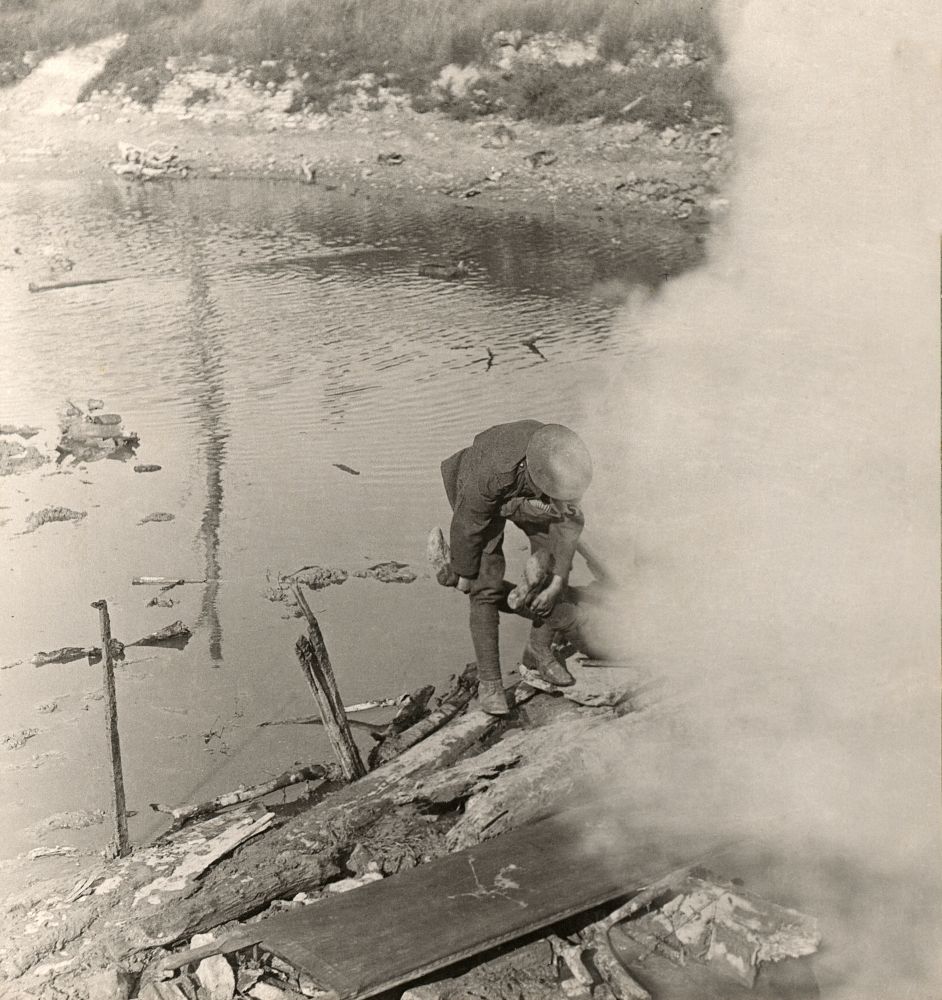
[0,1,939,998]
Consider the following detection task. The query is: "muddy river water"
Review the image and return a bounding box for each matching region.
[0,177,701,859]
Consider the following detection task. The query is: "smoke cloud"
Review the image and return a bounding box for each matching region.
[580,2,941,996]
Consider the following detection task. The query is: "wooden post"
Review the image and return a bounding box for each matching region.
[91,599,130,858]
[292,586,366,781]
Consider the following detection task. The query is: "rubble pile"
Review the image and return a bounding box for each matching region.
[111,142,189,180]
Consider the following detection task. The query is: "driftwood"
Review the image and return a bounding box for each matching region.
[92,599,130,859]
[366,685,434,767]
[293,585,366,781]
[367,665,479,769]
[31,646,97,666]
[28,277,125,293]
[130,621,192,647]
[150,764,328,831]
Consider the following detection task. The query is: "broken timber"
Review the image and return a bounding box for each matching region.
[369,664,480,769]
[293,584,367,781]
[150,764,328,831]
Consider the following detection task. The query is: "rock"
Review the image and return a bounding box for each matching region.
[347,842,377,875]
[376,151,404,166]
[196,953,236,1000]
[83,967,134,1000]
[133,463,162,473]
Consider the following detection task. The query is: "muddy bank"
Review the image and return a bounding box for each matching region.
[0,46,731,237]
[0,664,820,1000]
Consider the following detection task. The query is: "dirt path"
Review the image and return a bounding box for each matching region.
[0,39,731,233]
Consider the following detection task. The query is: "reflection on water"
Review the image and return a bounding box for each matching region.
[180,219,227,663]
[0,176,701,859]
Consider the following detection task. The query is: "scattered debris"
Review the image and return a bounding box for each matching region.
[140,512,176,524]
[522,334,548,361]
[111,142,189,180]
[1,659,23,671]
[418,260,469,280]
[525,149,558,168]
[0,423,40,438]
[1,728,39,751]
[23,505,87,533]
[611,870,821,988]
[57,400,139,464]
[87,399,105,412]
[134,463,162,473]
[332,463,360,476]
[147,594,176,608]
[36,701,58,714]
[353,561,418,584]
[377,151,405,165]
[0,438,47,476]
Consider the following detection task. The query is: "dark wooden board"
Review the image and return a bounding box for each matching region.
[258,808,718,1000]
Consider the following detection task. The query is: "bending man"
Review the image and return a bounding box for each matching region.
[439,420,593,715]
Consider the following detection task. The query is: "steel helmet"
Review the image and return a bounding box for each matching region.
[525,424,593,501]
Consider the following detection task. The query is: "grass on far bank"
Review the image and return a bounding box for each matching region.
[1,0,726,126]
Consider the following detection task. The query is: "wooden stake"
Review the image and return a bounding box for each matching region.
[91,599,130,858]
[292,585,366,781]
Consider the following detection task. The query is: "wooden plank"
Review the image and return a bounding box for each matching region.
[257,808,721,1000]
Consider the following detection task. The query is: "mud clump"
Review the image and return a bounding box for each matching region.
[1,728,39,751]
[31,808,105,834]
[24,506,87,533]
[354,561,418,584]
[266,565,349,603]
[140,511,175,524]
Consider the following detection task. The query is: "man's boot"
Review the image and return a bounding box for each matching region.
[478,678,511,716]
[521,620,575,687]
[469,600,511,715]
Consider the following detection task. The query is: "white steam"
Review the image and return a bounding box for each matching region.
[581,2,940,996]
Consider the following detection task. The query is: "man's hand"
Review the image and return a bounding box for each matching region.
[456,576,473,594]
[527,575,564,617]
